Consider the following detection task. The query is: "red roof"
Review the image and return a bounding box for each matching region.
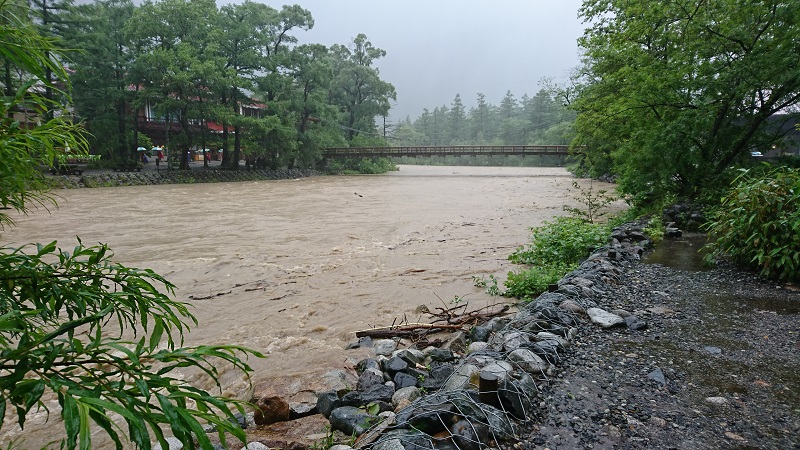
[207,121,233,133]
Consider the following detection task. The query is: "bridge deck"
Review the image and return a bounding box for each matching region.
[322,145,570,158]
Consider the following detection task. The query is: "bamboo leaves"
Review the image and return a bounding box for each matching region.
[0,241,264,449]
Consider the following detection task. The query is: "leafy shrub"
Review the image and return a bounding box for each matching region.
[504,263,576,300]
[704,167,800,281]
[509,217,610,266]
[325,157,397,174]
[643,216,665,245]
[505,217,610,301]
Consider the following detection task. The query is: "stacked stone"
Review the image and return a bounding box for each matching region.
[51,169,320,189]
[662,203,705,231]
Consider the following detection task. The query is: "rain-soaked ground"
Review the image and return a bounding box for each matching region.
[524,235,800,450]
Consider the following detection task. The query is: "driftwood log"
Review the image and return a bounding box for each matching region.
[354,323,463,339]
[354,303,511,340]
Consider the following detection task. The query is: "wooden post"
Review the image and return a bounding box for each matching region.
[478,371,501,408]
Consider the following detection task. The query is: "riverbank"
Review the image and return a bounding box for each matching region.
[513,250,800,450]
[47,167,320,189]
[207,222,799,450]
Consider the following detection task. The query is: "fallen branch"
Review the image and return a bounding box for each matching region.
[429,303,511,325]
[188,290,232,300]
[354,323,463,339]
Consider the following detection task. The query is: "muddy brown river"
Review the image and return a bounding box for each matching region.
[2,165,615,447]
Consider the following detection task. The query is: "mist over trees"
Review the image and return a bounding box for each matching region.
[16,0,397,170]
[392,86,575,146]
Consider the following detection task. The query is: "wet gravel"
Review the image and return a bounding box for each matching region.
[512,257,800,450]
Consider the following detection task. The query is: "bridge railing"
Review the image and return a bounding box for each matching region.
[322,145,571,157]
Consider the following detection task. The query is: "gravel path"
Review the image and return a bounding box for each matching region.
[514,255,800,450]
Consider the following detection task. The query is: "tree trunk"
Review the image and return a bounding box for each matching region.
[232,125,241,170]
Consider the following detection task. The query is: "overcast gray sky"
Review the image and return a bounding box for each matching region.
[257,1,586,121]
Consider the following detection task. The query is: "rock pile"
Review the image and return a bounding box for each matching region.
[662,203,705,231]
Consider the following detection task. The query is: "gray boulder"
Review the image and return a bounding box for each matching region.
[316,390,341,418]
[587,307,625,328]
[329,406,377,436]
[373,339,397,356]
[508,349,547,374]
[342,383,395,407]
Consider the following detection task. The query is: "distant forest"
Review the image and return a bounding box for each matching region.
[391,87,575,147]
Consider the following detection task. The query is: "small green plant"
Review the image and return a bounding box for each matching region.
[311,426,336,450]
[562,180,619,223]
[643,216,665,245]
[486,274,502,296]
[509,217,610,266]
[703,167,800,281]
[365,401,381,415]
[472,275,487,288]
[504,215,610,301]
[451,294,465,305]
[504,263,576,300]
[472,275,502,296]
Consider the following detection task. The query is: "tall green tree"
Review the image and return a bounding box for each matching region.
[288,43,344,167]
[252,4,313,168]
[126,0,223,170]
[572,0,800,201]
[430,105,449,145]
[498,90,518,122]
[448,93,467,144]
[330,33,396,142]
[215,0,273,169]
[66,0,136,161]
[27,0,73,119]
[413,108,434,145]
[0,4,261,448]
[468,92,494,143]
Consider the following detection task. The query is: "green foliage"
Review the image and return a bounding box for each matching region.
[509,217,610,266]
[395,85,575,147]
[561,180,619,224]
[505,263,576,301]
[0,6,263,448]
[485,275,501,297]
[310,425,336,450]
[450,294,465,305]
[330,34,396,142]
[60,0,395,170]
[643,216,665,246]
[505,216,610,301]
[571,1,800,205]
[471,275,502,296]
[325,157,397,175]
[0,7,88,229]
[0,242,264,449]
[704,167,800,281]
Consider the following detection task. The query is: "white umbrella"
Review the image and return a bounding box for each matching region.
[136,146,147,151]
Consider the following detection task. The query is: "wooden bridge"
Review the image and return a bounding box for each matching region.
[321,145,571,159]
